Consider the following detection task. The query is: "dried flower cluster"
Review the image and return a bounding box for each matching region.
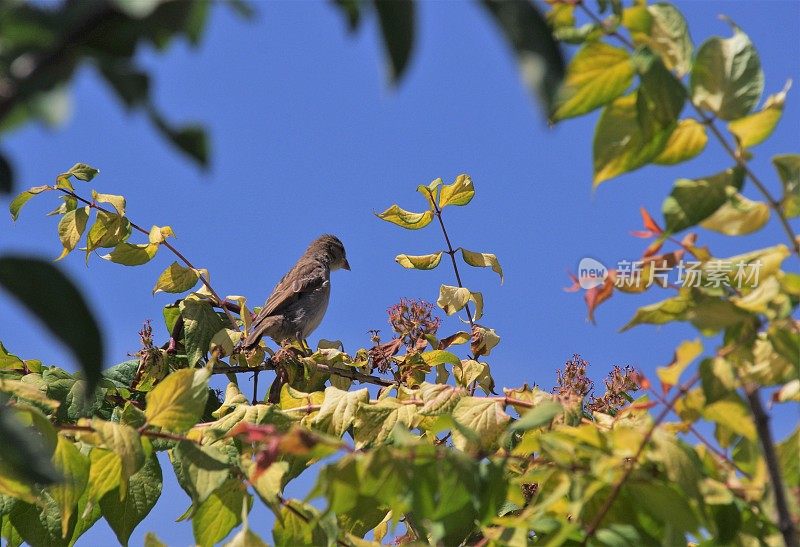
[388,298,441,350]
[552,355,640,416]
[587,365,641,414]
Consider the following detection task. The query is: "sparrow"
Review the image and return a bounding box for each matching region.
[243,234,350,349]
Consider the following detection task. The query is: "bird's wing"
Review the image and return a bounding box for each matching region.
[256,260,327,320]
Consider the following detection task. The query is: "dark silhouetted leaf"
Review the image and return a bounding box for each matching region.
[374,0,415,84]
[0,255,103,390]
[482,0,565,115]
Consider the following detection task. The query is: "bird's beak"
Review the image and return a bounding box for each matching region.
[342,259,351,271]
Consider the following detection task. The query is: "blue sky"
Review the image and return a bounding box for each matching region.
[1,1,798,544]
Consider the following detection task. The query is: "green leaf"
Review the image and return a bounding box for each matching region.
[702,394,756,441]
[690,21,764,120]
[0,404,61,490]
[653,119,708,165]
[395,252,442,270]
[100,454,162,547]
[149,110,209,168]
[643,3,693,76]
[0,256,103,390]
[656,338,702,389]
[375,204,433,229]
[438,174,474,208]
[635,49,686,137]
[145,367,210,432]
[728,82,789,148]
[85,210,131,255]
[436,284,471,315]
[273,500,329,547]
[509,400,562,431]
[64,163,100,182]
[192,479,248,547]
[772,154,800,218]
[102,242,159,266]
[56,206,90,260]
[700,192,770,235]
[86,448,123,502]
[153,261,200,294]
[621,292,691,331]
[418,382,466,416]
[353,398,419,449]
[626,482,699,533]
[776,427,799,489]
[592,94,673,186]
[450,396,509,452]
[551,42,634,121]
[460,249,503,283]
[9,493,68,547]
[662,167,744,233]
[84,419,145,498]
[181,297,226,366]
[374,0,415,84]
[170,441,230,504]
[9,185,51,221]
[225,526,268,547]
[313,386,369,437]
[49,437,89,538]
[482,0,565,114]
[420,350,460,367]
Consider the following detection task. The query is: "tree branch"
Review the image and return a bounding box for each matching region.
[744,386,798,547]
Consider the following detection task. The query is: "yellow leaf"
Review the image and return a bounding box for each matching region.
[728,80,790,149]
[552,42,634,121]
[153,261,200,294]
[657,338,703,389]
[438,174,474,208]
[436,285,471,315]
[375,204,433,229]
[56,206,90,260]
[149,225,175,244]
[102,242,159,266]
[417,178,442,210]
[460,249,503,283]
[654,119,708,165]
[395,252,442,270]
[91,190,126,215]
[145,367,211,432]
[700,192,769,235]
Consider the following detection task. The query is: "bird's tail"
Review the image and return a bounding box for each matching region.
[242,315,280,349]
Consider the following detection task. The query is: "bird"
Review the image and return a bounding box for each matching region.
[243,234,350,350]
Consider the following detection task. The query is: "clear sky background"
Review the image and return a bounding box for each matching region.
[1,1,798,544]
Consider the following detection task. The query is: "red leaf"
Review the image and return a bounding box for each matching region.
[639,207,662,235]
[585,277,614,324]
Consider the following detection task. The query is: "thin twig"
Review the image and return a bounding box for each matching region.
[56,187,240,328]
[582,373,700,543]
[744,386,798,547]
[426,188,475,328]
[58,423,196,445]
[210,358,396,388]
[277,495,351,547]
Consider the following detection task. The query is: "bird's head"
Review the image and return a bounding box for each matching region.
[310,234,350,271]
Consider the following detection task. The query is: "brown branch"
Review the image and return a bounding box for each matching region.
[211,358,397,388]
[744,386,798,547]
[582,373,700,544]
[57,187,240,327]
[58,423,196,445]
